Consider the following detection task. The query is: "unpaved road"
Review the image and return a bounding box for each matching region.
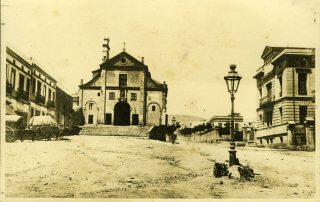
[5,135,315,198]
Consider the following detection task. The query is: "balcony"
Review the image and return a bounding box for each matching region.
[17,88,29,102]
[47,100,55,109]
[36,93,45,105]
[6,82,13,96]
[259,94,275,107]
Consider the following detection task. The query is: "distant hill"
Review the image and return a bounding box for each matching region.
[168,114,207,125]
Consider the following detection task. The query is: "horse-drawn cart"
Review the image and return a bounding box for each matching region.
[29,115,60,141]
[5,115,60,142]
[5,115,24,142]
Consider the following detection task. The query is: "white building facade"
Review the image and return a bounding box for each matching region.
[6,47,57,126]
[253,46,315,147]
[79,50,168,126]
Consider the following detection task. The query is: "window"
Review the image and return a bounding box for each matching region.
[299,106,307,124]
[260,114,263,123]
[131,93,137,101]
[35,110,40,116]
[152,105,156,111]
[32,78,36,94]
[18,73,25,91]
[89,103,93,110]
[97,92,100,96]
[278,76,282,97]
[10,69,16,88]
[49,89,52,100]
[13,59,15,65]
[43,85,47,98]
[265,111,273,127]
[37,80,41,95]
[219,123,222,128]
[53,92,55,101]
[298,73,307,95]
[42,111,45,116]
[119,74,127,87]
[279,107,283,123]
[109,92,115,100]
[26,78,30,93]
[266,83,272,97]
[280,136,283,143]
[121,58,127,64]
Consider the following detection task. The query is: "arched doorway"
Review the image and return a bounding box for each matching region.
[114,101,130,126]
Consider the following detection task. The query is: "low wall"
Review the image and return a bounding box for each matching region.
[178,130,219,143]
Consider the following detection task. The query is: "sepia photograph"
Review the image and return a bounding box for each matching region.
[1,0,319,201]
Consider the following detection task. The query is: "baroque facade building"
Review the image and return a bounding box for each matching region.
[253,46,315,146]
[79,50,168,126]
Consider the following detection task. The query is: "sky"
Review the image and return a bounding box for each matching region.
[2,0,319,121]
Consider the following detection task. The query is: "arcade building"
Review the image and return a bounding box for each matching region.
[79,47,168,126]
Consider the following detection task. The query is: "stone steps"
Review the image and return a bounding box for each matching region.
[79,125,151,137]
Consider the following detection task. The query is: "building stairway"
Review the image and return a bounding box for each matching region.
[79,125,152,137]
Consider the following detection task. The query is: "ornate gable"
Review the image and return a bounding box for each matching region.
[100,51,146,69]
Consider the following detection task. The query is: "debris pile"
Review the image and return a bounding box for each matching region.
[213,160,254,180]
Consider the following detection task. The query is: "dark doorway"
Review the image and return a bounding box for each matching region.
[299,106,307,124]
[132,114,139,125]
[105,113,112,125]
[114,101,130,126]
[88,115,93,124]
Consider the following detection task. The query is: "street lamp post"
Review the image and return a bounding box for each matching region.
[224,64,242,167]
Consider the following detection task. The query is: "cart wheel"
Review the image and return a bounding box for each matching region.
[6,126,17,142]
[39,126,48,140]
[35,128,40,141]
[34,132,42,141]
[34,128,43,141]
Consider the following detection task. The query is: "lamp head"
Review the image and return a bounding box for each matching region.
[224,64,242,95]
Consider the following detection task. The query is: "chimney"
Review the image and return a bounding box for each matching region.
[80,79,83,85]
[141,57,144,64]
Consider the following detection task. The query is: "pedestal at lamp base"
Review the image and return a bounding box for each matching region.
[229,149,237,166]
